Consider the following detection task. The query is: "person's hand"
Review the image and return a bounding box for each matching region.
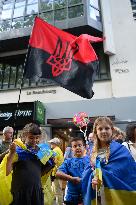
[70,177,81,184]
[9,142,16,155]
[51,157,55,162]
[92,177,98,190]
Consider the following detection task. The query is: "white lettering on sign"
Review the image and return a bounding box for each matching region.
[0,112,12,120]
[0,110,32,120]
[16,110,32,117]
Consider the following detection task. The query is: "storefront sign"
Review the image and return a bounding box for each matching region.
[26,89,56,95]
[0,101,45,128]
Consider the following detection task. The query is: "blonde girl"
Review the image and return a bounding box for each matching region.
[82,117,136,205]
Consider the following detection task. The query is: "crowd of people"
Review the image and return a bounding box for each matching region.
[0,117,136,205]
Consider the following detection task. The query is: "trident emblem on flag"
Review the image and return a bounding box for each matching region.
[46,37,79,77]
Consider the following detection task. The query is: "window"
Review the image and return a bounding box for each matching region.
[0,19,11,32]
[40,11,54,23]
[24,14,36,27]
[26,1,38,15]
[90,0,99,9]
[93,43,110,81]
[40,0,53,12]
[13,0,25,18]
[89,0,101,22]
[68,0,82,6]
[0,64,4,89]
[0,49,110,91]
[1,0,14,20]
[16,65,24,88]
[0,54,55,90]
[54,8,67,20]
[3,65,10,89]
[12,17,24,29]
[54,0,67,10]
[130,0,136,20]
[68,4,84,18]
[9,66,17,88]
[0,0,86,32]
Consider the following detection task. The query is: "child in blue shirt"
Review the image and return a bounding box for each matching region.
[56,137,90,205]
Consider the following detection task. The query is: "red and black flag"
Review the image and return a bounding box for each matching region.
[24,17,102,99]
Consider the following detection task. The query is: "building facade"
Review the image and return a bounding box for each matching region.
[0,0,136,139]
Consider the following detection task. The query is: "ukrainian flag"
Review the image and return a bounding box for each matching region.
[37,143,56,165]
[94,157,102,189]
[82,141,136,205]
[0,142,55,205]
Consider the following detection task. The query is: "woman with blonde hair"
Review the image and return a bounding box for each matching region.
[82,117,136,205]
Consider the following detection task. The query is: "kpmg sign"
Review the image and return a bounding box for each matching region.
[0,101,45,128]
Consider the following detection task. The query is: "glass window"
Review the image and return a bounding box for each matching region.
[90,6,100,21]
[68,0,82,6]
[40,11,54,23]
[29,79,37,87]
[13,0,25,18]
[1,0,14,20]
[15,0,26,8]
[27,0,38,4]
[68,5,84,18]
[0,20,11,32]
[0,54,50,90]
[23,78,30,87]
[0,64,4,88]
[24,15,36,27]
[3,65,10,89]
[26,4,38,15]
[9,66,17,88]
[13,6,25,18]
[40,0,53,12]
[54,0,67,10]
[94,45,110,81]
[16,65,23,88]
[12,17,24,29]
[130,0,136,20]
[1,9,12,19]
[54,8,67,20]
[90,0,99,9]
[3,0,14,10]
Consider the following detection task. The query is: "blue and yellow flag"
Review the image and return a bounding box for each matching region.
[37,143,56,165]
[0,141,55,205]
[82,141,136,205]
[94,157,102,190]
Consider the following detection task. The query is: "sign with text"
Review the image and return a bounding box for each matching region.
[0,101,45,128]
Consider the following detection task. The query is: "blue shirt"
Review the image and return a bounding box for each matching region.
[58,156,90,202]
[16,145,38,161]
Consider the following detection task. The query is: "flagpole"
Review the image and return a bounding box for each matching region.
[96,184,98,205]
[13,57,27,139]
[13,16,37,139]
